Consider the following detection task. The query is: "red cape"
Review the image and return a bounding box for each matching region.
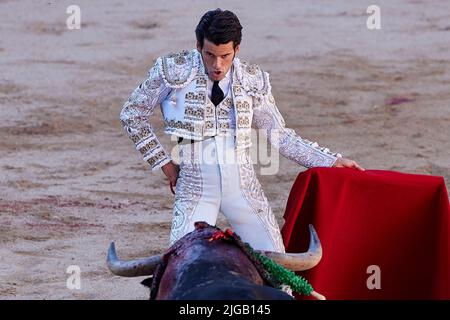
[282,168,450,299]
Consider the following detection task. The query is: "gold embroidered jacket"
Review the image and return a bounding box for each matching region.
[120,49,342,171]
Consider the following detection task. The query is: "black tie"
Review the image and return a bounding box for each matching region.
[211,81,224,106]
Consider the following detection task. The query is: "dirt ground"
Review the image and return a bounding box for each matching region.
[1,0,449,299]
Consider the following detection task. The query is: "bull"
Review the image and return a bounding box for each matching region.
[107,221,324,300]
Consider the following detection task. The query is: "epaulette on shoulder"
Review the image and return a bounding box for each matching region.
[235,58,271,97]
[157,49,200,89]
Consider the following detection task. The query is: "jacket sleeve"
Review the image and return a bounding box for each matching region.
[252,85,342,168]
[119,62,172,171]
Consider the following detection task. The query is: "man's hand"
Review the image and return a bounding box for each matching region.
[161,161,180,187]
[332,157,365,171]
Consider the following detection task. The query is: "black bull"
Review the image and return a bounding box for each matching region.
[107,222,324,300]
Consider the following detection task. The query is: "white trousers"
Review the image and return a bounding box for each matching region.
[169,135,286,253]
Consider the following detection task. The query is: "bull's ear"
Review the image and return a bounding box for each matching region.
[140,276,153,288]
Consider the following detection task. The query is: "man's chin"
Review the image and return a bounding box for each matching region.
[209,74,224,81]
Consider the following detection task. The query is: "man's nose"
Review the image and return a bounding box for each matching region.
[212,58,222,69]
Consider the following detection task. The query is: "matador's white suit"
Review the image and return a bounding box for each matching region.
[120,49,342,253]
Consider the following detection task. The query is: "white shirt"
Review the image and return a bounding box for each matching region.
[206,68,232,99]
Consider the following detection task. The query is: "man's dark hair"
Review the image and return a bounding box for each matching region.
[195,9,243,49]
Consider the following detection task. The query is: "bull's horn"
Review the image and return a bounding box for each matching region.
[107,242,163,277]
[257,224,322,271]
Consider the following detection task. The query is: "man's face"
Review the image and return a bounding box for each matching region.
[197,39,240,81]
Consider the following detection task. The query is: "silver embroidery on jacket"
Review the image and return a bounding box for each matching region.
[121,48,342,172]
[120,62,172,171]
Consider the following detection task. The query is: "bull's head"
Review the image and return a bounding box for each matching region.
[107,223,324,299]
[107,222,323,299]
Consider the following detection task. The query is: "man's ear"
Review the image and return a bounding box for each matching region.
[196,41,202,52]
[234,44,240,55]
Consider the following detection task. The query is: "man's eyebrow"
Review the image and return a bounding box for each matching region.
[205,51,233,56]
